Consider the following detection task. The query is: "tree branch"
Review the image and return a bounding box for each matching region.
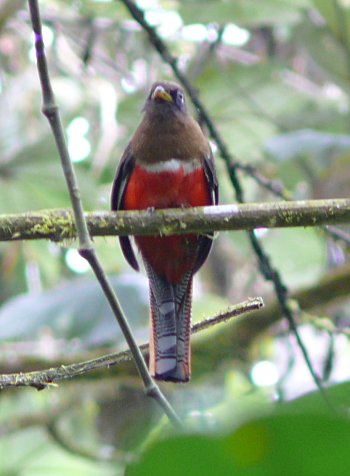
[1,198,350,241]
[0,298,263,389]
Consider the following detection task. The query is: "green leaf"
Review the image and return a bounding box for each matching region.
[264,129,350,164]
[0,273,149,347]
[281,380,350,415]
[264,129,350,195]
[313,0,350,38]
[0,136,96,213]
[260,228,327,288]
[295,20,350,88]
[193,59,336,161]
[0,427,116,476]
[59,0,129,19]
[127,412,350,476]
[179,0,310,26]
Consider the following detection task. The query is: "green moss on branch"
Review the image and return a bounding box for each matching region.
[0,199,350,242]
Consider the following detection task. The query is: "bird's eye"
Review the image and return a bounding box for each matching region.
[176,90,184,107]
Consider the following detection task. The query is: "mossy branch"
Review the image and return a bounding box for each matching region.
[1,198,350,242]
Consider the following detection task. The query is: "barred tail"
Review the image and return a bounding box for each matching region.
[146,265,193,383]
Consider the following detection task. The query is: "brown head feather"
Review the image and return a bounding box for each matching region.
[131,81,211,163]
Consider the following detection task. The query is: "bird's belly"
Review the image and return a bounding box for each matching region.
[123,160,211,283]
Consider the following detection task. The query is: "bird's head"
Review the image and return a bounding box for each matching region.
[143,81,187,118]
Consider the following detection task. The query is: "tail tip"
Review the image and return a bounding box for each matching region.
[153,369,190,384]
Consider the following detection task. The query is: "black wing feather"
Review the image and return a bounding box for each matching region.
[111,143,139,271]
[193,153,219,274]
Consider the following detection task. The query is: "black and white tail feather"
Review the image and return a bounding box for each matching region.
[146,262,193,382]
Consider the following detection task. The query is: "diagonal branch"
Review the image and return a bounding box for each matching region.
[28,0,181,428]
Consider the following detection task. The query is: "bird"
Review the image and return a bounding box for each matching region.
[111,81,218,382]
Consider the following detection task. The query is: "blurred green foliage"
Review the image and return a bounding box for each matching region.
[1,0,350,473]
[128,411,350,475]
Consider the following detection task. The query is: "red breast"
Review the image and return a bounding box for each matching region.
[123,160,211,210]
[123,160,212,283]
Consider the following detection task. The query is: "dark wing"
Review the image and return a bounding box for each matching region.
[203,151,218,206]
[111,143,139,271]
[193,152,219,274]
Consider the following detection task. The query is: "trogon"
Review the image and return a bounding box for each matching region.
[111,81,218,382]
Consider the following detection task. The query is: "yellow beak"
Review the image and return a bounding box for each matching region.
[151,85,173,103]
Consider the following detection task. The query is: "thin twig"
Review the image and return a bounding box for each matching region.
[119,0,334,409]
[192,297,263,332]
[0,298,263,389]
[325,225,350,246]
[28,0,181,428]
[237,163,290,199]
